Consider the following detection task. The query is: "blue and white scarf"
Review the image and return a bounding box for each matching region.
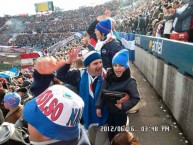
[79,70,108,130]
[95,32,116,54]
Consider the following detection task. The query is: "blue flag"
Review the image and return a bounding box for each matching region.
[0,67,20,78]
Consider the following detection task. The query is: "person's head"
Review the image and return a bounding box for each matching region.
[112,49,129,77]
[74,49,89,69]
[83,51,103,76]
[0,88,7,108]
[23,85,84,142]
[179,1,185,7]
[21,80,31,89]
[166,5,172,12]
[0,80,2,89]
[17,77,23,84]
[0,78,7,85]
[0,78,7,89]
[158,13,163,20]
[105,10,111,17]
[138,14,142,19]
[3,92,21,110]
[154,6,160,12]
[17,87,28,97]
[95,19,112,40]
[0,88,6,102]
[110,131,140,145]
[81,37,89,47]
[161,0,167,6]
[152,19,159,27]
[172,1,179,9]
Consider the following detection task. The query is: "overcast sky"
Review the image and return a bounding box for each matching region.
[0,0,111,16]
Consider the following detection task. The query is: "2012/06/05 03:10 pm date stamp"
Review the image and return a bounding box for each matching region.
[100,125,171,132]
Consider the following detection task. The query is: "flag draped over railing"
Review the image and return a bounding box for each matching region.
[118,32,135,61]
[119,32,135,50]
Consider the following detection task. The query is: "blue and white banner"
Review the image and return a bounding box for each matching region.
[0,67,20,78]
[119,32,135,61]
[119,33,135,50]
[74,32,83,40]
[47,31,84,53]
[121,38,135,50]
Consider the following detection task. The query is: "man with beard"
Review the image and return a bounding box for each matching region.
[30,48,109,145]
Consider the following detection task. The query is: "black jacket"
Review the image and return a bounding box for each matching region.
[96,69,140,114]
[174,3,193,32]
[100,39,122,69]
[87,19,99,42]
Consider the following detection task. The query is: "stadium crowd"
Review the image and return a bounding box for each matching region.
[116,0,193,42]
[0,0,192,51]
[0,0,120,49]
[0,0,193,144]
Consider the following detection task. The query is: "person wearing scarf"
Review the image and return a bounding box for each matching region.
[95,19,122,70]
[31,49,109,145]
[87,10,111,46]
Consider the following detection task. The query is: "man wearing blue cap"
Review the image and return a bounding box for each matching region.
[23,85,90,145]
[31,48,109,145]
[3,92,23,124]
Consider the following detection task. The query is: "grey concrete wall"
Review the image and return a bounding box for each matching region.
[162,65,193,144]
[135,46,193,144]
[135,46,164,96]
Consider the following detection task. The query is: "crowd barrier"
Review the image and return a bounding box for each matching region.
[135,34,193,77]
[134,34,193,144]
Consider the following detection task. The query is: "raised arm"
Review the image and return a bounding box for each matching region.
[30,48,81,96]
[35,48,81,74]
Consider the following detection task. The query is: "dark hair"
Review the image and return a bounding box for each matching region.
[166,5,172,9]
[173,0,179,5]
[110,131,140,145]
[106,68,131,85]
[0,88,6,102]
[99,31,108,38]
